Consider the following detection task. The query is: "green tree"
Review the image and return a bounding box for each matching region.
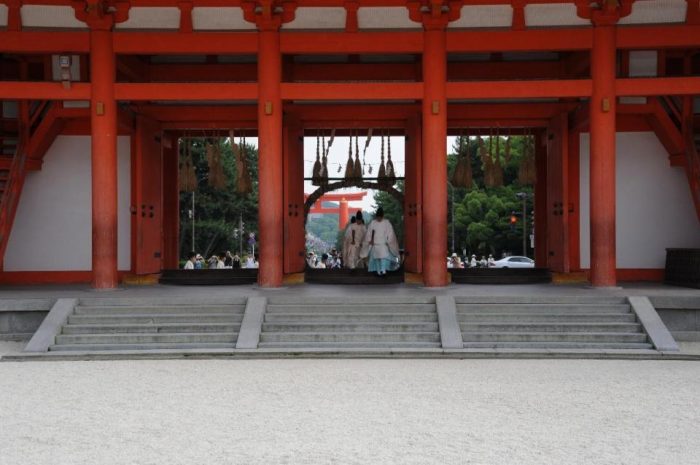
[179,138,259,259]
[448,135,535,257]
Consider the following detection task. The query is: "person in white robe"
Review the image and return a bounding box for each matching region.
[343,212,367,269]
[360,207,400,276]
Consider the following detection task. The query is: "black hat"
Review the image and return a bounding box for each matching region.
[376,207,384,217]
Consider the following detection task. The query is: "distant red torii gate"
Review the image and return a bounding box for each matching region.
[305,192,367,230]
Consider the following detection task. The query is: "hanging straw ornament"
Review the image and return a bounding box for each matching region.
[451,131,472,188]
[179,137,198,192]
[312,130,322,186]
[178,139,188,192]
[385,131,396,186]
[234,131,253,195]
[481,135,495,188]
[378,131,387,186]
[363,128,373,175]
[206,137,226,190]
[504,129,513,164]
[344,131,355,180]
[320,130,329,184]
[518,129,537,185]
[353,131,362,180]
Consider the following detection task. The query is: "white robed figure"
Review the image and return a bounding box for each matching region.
[360,207,400,275]
[342,212,367,269]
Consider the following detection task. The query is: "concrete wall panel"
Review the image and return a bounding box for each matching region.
[4,136,131,271]
[580,132,700,269]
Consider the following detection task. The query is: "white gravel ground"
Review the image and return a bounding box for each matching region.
[1,356,699,465]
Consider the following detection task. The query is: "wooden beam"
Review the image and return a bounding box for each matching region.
[0,82,91,100]
[447,29,592,52]
[0,31,90,53]
[280,31,423,54]
[616,77,700,96]
[281,82,422,100]
[113,32,258,54]
[446,79,592,99]
[114,82,258,100]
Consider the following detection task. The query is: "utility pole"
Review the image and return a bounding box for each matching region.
[516,192,528,257]
[239,213,244,257]
[452,186,456,254]
[191,191,196,252]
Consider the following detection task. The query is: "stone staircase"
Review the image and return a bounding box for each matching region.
[48,297,246,352]
[456,296,652,350]
[258,296,441,349]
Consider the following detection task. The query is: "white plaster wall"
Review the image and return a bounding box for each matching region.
[4,136,131,271]
[580,132,700,269]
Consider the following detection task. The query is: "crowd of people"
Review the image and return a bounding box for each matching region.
[447,253,496,269]
[307,208,401,276]
[183,251,259,270]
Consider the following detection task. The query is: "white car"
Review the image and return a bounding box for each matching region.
[492,256,535,269]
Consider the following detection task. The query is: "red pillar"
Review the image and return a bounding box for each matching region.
[534,131,548,268]
[162,133,180,270]
[422,25,448,287]
[90,26,119,289]
[589,24,617,287]
[404,116,422,273]
[257,25,283,287]
[339,198,349,230]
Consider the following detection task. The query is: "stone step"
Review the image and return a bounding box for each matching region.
[78,297,248,307]
[456,304,631,313]
[454,296,628,304]
[68,313,245,325]
[264,312,438,323]
[266,304,436,313]
[457,312,637,323]
[258,342,442,349]
[74,305,246,315]
[459,323,643,333]
[61,323,241,335]
[49,342,234,352]
[462,342,654,350]
[461,332,648,343]
[266,296,435,305]
[262,322,439,332]
[55,332,238,345]
[259,332,441,343]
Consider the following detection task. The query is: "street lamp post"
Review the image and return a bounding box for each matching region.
[516,192,529,257]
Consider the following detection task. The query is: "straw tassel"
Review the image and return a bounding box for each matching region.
[344,131,355,180]
[312,130,322,186]
[450,133,473,188]
[378,131,387,186]
[233,131,253,195]
[352,132,362,180]
[518,132,537,185]
[385,132,396,186]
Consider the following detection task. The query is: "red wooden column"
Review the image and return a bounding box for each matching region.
[534,131,548,267]
[421,22,448,287]
[257,22,284,287]
[283,115,305,274]
[403,116,422,273]
[161,133,180,270]
[589,21,617,287]
[89,22,119,289]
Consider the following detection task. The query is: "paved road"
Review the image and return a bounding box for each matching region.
[1,354,698,465]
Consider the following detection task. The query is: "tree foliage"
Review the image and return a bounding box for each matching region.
[178,138,259,259]
[448,135,534,258]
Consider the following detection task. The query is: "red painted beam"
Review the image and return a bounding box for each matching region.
[113,32,258,54]
[281,82,423,101]
[280,31,423,54]
[446,79,592,99]
[137,105,257,122]
[616,77,700,96]
[446,29,592,52]
[114,82,258,100]
[0,31,90,53]
[0,82,91,100]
